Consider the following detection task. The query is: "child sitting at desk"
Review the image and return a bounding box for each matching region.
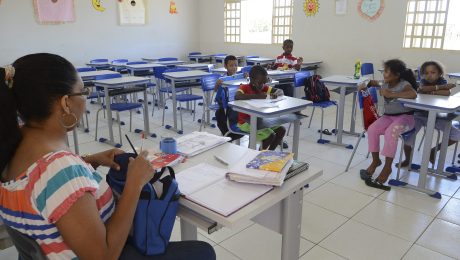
[235,65,286,150]
[269,39,303,97]
[214,55,240,91]
[360,59,418,190]
[397,61,458,168]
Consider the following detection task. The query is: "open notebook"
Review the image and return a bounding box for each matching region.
[176,132,231,157]
[176,163,273,217]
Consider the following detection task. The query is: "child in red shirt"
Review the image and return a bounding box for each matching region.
[235,66,286,150]
[272,39,303,71]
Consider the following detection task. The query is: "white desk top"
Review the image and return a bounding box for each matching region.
[212,67,244,73]
[230,96,312,117]
[176,63,212,69]
[246,57,276,62]
[302,61,323,66]
[222,79,279,87]
[267,69,298,76]
[175,142,322,227]
[93,76,150,87]
[320,75,369,87]
[155,60,186,65]
[142,57,160,62]
[125,63,165,69]
[448,73,460,79]
[163,70,211,79]
[79,70,118,79]
[188,54,213,58]
[399,94,460,112]
[111,62,127,67]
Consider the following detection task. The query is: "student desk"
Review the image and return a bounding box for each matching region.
[175,142,323,260]
[79,70,117,82]
[142,57,160,62]
[221,79,279,88]
[301,60,323,73]
[188,54,213,63]
[155,60,186,66]
[229,96,311,158]
[214,55,243,65]
[125,63,165,75]
[211,67,244,75]
[176,63,213,71]
[245,57,275,65]
[394,94,460,198]
[86,61,110,70]
[93,76,152,147]
[320,75,369,148]
[162,70,212,133]
[448,73,460,80]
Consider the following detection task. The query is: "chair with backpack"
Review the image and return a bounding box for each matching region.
[304,75,338,143]
[215,83,245,142]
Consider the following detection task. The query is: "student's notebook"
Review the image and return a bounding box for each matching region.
[246,150,294,172]
[176,132,231,157]
[176,163,273,217]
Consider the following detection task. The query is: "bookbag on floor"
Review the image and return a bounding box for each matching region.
[304,75,330,102]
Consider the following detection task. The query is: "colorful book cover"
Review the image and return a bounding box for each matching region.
[151,153,182,169]
[246,151,294,172]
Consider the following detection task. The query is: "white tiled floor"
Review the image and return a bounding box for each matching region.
[3,91,460,259]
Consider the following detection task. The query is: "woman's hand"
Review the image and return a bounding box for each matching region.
[126,151,154,191]
[83,149,124,170]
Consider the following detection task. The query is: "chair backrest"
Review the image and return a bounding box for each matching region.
[294,71,313,88]
[361,63,374,77]
[188,52,201,56]
[154,66,168,80]
[94,73,122,80]
[112,59,128,64]
[240,66,252,74]
[76,67,96,72]
[159,57,178,61]
[357,86,378,109]
[90,59,108,63]
[126,61,148,65]
[201,74,221,92]
[5,225,47,260]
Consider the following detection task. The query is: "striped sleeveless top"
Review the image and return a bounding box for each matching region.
[0,151,115,259]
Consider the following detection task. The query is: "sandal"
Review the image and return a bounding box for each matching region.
[360,169,372,181]
[318,129,332,135]
[365,178,391,191]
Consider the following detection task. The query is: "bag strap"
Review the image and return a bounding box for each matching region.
[150,166,176,184]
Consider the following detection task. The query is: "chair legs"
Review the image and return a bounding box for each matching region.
[319,108,324,140]
[116,112,123,146]
[308,107,315,128]
[345,131,365,172]
[417,126,426,151]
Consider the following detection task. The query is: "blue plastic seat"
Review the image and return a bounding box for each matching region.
[240,66,252,74]
[77,67,96,72]
[159,57,178,62]
[199,74,221,131]
[361,63,375,79]
[245,56,259,66]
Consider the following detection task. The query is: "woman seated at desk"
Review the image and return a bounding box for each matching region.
[0,53,215,260]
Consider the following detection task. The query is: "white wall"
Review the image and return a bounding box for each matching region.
[198,0,460,76]
[0,0,199,65]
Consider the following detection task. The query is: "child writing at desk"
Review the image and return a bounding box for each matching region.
[397,61,458,168]
[360,59,418,190]
[235,65,286,150]
[268,39,303,97]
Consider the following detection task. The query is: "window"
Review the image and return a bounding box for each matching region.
[403,0,460,50]
[224,0,293,44]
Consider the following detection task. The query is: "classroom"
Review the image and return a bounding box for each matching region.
[1,0,460,259]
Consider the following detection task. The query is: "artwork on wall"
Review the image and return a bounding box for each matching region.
[34,0,75,24]
[303,0,319,17]
[169,1,177,14]
[118,0,146,25]
[92,0,106,12]
[335,0,347,15]
[357,0,384,21]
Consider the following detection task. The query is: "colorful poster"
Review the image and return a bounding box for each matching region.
[34,0,75,24]
[358,0,384,21]
[303,0,319,17]
[118,0,146,25]
[169,1,177,14]
[92,0,106,12]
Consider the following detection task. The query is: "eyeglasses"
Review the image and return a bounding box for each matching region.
[68,87,92,97]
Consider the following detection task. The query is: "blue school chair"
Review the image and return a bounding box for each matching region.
[159,57,178,61]
[154,67,190,108]
[90,59,110,70]
[94,73,145,146]
[77,67,96,72]
[199,74,221,131]
[214,54,227,64]
[240,66,252,75]
[286,71,313,135]
[361,63,375,79]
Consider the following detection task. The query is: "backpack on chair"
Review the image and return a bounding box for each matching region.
[304,75,330,102]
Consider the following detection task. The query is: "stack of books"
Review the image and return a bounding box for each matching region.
[227,150,294,186]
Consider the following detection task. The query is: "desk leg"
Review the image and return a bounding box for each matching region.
[172,79,178,130]
[105,87,115,144]
[336,86,346,144]
[419,111,437,189]
[249,115,257,150]
[293,119,300,160]
[281,189,303,260]
[350,92,357,134]
[142,87,151,135]
[436,120,455,177]
[180,218,198,241]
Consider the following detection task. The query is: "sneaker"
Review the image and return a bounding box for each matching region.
[282,141,289,149]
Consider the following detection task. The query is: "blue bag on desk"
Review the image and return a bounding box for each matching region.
[106,153,180,256]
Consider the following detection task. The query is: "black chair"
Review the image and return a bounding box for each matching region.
[4,225,46,260]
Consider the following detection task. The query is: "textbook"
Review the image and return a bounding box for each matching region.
[246,150,294,172]
[176,163,273,217]
[284,161,310,181]
[176,131,231,157]
[227,149,293,186]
